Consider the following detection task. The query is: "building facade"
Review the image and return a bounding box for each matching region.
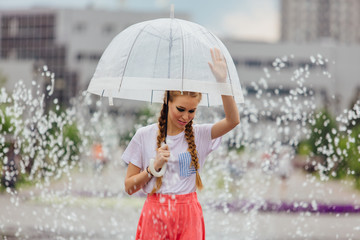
[0,8,186,105]
[224,39,360,113]
[281,0,360,44]
[1,7,359,115]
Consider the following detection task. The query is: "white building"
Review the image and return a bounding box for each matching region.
[225,39,360,113]
[0,8,189,105]
[1,8,359,114]
[281,0,360,45]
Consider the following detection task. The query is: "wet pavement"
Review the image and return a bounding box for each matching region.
[1,157,360,240]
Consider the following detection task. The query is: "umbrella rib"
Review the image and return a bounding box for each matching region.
[118,23,151,92]
[143,27,170,42]
[143,22,181,42]
[175,19,185,93]
[171,27,203,41]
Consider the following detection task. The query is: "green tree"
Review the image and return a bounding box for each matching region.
[337,125,360,188]
[308,109,338,158]
[300,109,338,175]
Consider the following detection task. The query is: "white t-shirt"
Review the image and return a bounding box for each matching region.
[122,123,221,194]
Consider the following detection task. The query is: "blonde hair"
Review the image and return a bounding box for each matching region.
[151,91,203,194]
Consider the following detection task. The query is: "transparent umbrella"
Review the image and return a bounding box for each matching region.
[87,15,244,106]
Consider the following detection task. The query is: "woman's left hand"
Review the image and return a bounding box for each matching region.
[208,48,227,83]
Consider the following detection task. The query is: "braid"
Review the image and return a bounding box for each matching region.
[184,120,203,190]
[151,102,167,194]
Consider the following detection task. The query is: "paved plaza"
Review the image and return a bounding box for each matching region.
[1,157,360,240]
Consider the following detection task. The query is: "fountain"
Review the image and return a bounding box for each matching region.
[0,55,360,239]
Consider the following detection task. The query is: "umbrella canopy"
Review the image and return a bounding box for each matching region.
[87,17,244,106]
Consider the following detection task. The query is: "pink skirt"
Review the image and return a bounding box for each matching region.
[135,192,205,240]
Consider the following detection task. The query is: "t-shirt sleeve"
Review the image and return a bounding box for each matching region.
[195,123,222,158]
[121,130,143,169]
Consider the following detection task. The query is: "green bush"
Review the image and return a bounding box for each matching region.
[301,109,338,176]
[308,109,338,157]
[296,141,312,156]
[62,121,82,161]
[331,135,349,179]
[0,104,16,191]
[297,108,360,190]
[338,125,360,188]
[0,104,84,190]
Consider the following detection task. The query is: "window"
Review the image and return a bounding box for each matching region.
[244,59,262,68]
[8,18,19,37]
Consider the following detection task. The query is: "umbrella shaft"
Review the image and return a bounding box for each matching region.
[164,90,170,144]
[164,19,174,144]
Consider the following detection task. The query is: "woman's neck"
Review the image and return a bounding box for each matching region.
[166,122,184,136]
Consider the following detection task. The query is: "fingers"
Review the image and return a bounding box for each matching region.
[160,144,168,150]
[210,48,224,62]
[215,48,224,61]
[210,48,216,63]
[159,151,170,158]
[158,143,170,155]
[157,145,170,159]
[156,151,169,168]
[214,48,220,60]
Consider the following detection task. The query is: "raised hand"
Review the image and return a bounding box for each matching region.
[208,48,227,83]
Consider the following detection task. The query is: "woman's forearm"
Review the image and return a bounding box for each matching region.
[210,95,240,139]
[125,169,152,195]
[222,95,240,126]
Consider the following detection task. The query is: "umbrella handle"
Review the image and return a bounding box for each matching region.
[149,158,167,177]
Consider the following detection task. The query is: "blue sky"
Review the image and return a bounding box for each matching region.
[0,0,280,42]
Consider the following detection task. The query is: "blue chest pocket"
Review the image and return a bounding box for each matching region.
[178,152,196,177]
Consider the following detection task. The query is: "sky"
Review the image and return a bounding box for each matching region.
[0,0,280,42]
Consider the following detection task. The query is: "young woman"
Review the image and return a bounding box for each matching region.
[122,48,240,239]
